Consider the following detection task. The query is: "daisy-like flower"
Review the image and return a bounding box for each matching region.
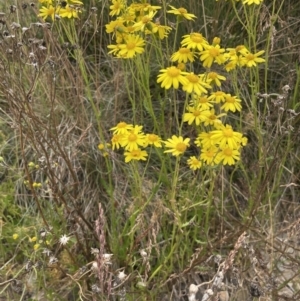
[216,147,241,165]
[195,132,215,149]
[157,66,189,89]
[105,18,125,34]
[167,5,196,21]
[121,125,146,150]
[243,0,263,5]
[151,23,172,40]
[59,234,70,245]
[210,124,243,149]
[206,72,226,87]
[224,60,237,72]
[38,5,56,21]
[181,33,208,51]
[200,146,219,165]
[183,106,210,125]
[164,135,190,157]
[203,109,226,127]
[187,156,202,170]
[191,95,214,110]
[118,34,145,58]
[144,134,162,147]
[124,149,148,162]
[221,94,242,112]
[107,43,122,56]
[240,49,265,67]
[129,3,161,14]
[109,0,125,16]
[58,5,81,18]
[171,47,195,63]
[111,133,124,150]
[200,45,226,68]
[110,122,133,134]
[208,91,226,103]
[182,72,211,95]
[133,11,157,31]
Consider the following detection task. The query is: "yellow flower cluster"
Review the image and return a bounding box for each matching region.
[110,122,162,162]
[38,0,83,20]
[105,2,264,169]
[157,38,265,92]
[106,1,174,58]
[156,36,264,168]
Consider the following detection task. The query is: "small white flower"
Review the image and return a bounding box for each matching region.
[117,270,127,281]
[49,256,58,265]
[103,253,113,264]
[59,234,70,246]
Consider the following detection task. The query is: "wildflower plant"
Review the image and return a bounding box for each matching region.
[1,0,300,300]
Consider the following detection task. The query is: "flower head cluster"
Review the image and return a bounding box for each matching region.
[106,1,172,59]
[110,122,162,162]
[38,0,83,20]
[109,122,193,161]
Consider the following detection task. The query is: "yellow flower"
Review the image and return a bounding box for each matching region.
[200,45,226,68]
[109,0,125,16]
[34,244,40,251]
[206,72,226,87]
[120,125,146,151]
[200,146,219,165]
[240,50,265,67]
[181,33,208,51]
[183,106,210,126]
[164,135,190,157]
[110,122,133,134]
[29,236,37,242]
[167,5,196,21]
[171,47,195,63]
[216,147,240,165]
[117,34,145,58]
[124,149,148,162]
[187,156,202,170]
[98,143,105,150]
[203,109,226,127]
[144,134,162,148]
[182,72,211,95]
[157,66,189,90]
[38,5,56,21]
[105,18,125,34]
[195,132,215,149]
[58,5,81,18]
[111,133,124,150]
[208,91,226,103]
[12,233,19,240]
[151,23,172,40]
[243,0,263,5]
[129,3,161,14]
[210,124,243,149]
[133,11,156,31]
[191,95,214,110]
[221,94,242,112]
